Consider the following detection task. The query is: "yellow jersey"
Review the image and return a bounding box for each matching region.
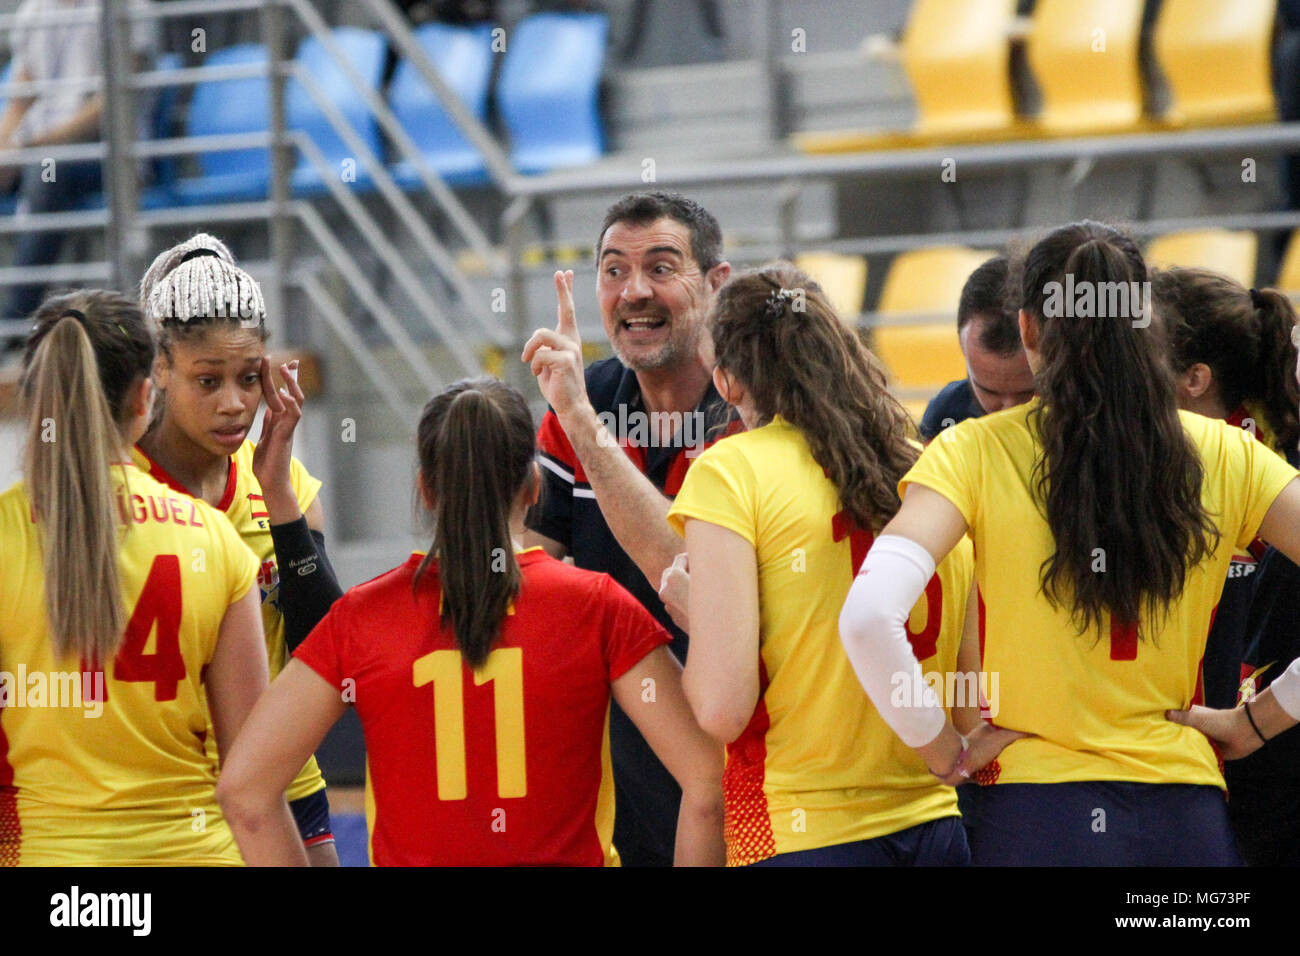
[902,399,1300,788]
[668,417,974,866]
[132,440,327,802]
[0,465,258,865]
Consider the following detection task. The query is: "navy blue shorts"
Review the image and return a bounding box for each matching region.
[749,816,969,867]
[289,789,335,848]
[970,782,1242,866]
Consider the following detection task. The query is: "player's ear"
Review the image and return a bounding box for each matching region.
[1018,308,1040,352]
[415,467,436,512]
[151,352,170,390]
[1177,363,1213,401]
[713,365,742,407]
[526,460,541,508]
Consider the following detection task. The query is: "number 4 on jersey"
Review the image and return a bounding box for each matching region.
[82,554,187,703]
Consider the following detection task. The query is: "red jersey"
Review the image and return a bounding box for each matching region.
[293,548,671,866]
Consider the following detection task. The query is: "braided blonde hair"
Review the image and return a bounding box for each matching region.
[140,233,267,350]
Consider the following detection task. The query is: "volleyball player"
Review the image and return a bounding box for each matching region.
[134,233,343,865]
[665,263,1021,866]
[1154,267,1300,865]
[1152,268,1299,709]
[0,290,298,865]
[215,378,724,866]
[839,221,1300,865]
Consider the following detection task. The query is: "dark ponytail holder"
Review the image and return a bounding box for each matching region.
[1250,288,1266,310]
[58,309,88,327]
[179,247,222,265]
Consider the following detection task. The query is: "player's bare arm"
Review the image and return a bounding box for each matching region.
[612,645,725,867]
[217,659,345,866]
[678,518,760,744]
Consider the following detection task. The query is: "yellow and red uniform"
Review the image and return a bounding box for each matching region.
[132,440,326,803]
[293,549,671,866]
[667,417,974,866]
[0,465,257,865]
[902,399,1300,787]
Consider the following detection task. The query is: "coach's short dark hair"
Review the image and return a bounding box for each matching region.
[958,255,1020,355]
[595,191,723,273]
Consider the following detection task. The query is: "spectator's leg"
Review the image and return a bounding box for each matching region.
[5,160,103,319]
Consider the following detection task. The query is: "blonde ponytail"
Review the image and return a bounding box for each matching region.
[20,292,156,663]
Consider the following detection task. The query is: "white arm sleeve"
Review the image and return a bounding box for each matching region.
[838,534,947,748]
[1268,656,1300,721]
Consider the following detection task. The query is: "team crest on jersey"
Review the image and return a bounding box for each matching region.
[258,559,282,613]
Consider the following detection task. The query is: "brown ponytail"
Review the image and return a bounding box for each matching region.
[20,291,156,662]
[1152,267,1300,454]
[414,378,537,669]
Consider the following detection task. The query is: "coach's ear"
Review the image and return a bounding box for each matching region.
[706,260,732,293]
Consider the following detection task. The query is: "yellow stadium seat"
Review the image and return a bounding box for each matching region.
[1146,229,1258,286]
[793,0,1017,153]
[872,246,995,395]
[1025,0,1145,135]
[900,0,1018,141]
[794,252,868,320]
[1275,231,1300,293]
[1154,0,1276,127]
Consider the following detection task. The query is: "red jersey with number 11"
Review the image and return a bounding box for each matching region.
[294,549,671,866]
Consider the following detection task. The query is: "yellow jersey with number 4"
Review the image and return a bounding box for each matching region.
[0,465,258,866]
[667,417,974,867]
[901,399,1300,788]
[132,440,326,802]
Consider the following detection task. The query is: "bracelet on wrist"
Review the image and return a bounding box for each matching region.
[1245,699,1270,745]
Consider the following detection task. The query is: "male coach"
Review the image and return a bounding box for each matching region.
[918,255,1036,441]
[521,191,734,867]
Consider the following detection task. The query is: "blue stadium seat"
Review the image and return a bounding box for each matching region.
[497,12,608,174]
[137,52,186,210]
[287,27,387,197]
[388,22,495,189]
[170,44,271,206]
[0,61,17,215]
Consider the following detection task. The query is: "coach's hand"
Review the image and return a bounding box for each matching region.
[522,270,591,421]
[1166,704,1265,761]
[658,552,690,632]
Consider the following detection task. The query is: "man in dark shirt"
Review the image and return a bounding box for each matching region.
[918,255,1036,441]
[521,191,732,866]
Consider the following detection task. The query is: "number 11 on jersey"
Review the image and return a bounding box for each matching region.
[412,647,527,801]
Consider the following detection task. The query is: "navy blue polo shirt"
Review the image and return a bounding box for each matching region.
[527,356,738,866]
[919,379,984,442]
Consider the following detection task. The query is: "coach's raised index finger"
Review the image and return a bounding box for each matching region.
[555,270,580,343]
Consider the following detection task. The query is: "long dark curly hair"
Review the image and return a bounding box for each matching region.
[710,262,918,531]
[1021,221,1219,639]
